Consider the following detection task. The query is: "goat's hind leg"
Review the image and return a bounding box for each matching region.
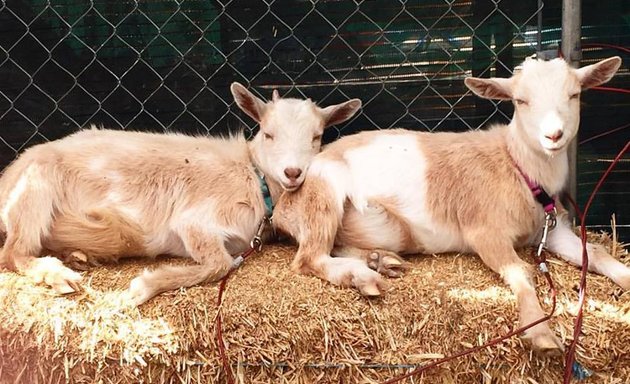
[290,232,388,296]
[546,219,630,289]
[2,239,82,294]
[332,245,408,278]
[1,162,82,293]
[127,228,236,306]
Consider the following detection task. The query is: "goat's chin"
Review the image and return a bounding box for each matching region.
[539,139,569,158]
[541,144,566,158]
[283,185,300,192]
[281,180,302,192]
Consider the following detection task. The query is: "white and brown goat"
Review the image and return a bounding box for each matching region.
[0,83,361,305]
[274,56,628,354]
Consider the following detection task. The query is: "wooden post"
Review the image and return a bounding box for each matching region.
[562,0,581,220]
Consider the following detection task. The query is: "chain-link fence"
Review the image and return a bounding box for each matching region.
[0,0,629,237]
[0,1,548,164]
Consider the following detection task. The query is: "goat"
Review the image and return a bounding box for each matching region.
[273,56,627,354]
[0,83,361,305]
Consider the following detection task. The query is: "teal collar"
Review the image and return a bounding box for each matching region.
[255,168,274,217]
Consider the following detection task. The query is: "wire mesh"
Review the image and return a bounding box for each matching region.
[0,0,547,166]
[0,1,628,238]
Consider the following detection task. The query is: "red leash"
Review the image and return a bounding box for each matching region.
[381,250,558,384]
[562,141,630,384]
[216,246,258,384]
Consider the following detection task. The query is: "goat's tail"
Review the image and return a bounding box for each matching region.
[47,208,145,264]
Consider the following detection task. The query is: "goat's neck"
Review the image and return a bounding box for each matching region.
[246,141,284,211]
[506,122,569,196]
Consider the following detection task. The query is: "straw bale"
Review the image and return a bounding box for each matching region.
[1,232,629,383]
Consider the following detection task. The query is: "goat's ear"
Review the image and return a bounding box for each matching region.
[464,77,513,100]
[230,82,267,123]
[320,99,362,128]
[575,56,622,89]
[272,89,280,101]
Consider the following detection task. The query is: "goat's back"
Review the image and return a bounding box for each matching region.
[0,128,256,250]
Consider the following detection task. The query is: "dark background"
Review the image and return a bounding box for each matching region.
[0,0,628,240]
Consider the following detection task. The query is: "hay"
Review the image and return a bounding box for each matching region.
[1,232,629,383]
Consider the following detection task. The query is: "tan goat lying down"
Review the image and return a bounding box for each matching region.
[0,83,361,305]
[274,56,629,354]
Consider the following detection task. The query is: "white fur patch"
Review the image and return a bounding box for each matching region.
[1,171,29,227]
[106,190,141,223]
[88,157,108,172]
[339,133,465,253]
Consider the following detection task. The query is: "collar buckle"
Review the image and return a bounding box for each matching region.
[545,208,557,231]
[250,216,272,252]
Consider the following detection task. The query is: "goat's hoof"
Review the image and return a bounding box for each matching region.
[367,250,408,278]
[127,274,153,306]
[354,269,388,296]
[619,276,630,291]
[61,251,95,271]
[50,271,83,295]
[29,256,83,294]
[521,327,564,356]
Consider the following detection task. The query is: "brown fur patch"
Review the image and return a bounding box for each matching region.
[44,208,146,264]
[417,127,539,243]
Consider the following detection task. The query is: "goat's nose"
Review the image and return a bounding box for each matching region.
[284,167,302,181]
[545,130,564,143]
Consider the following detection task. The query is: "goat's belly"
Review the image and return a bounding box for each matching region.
[338,132,468,255]
[46,207,148,262]
[143,229,187,257]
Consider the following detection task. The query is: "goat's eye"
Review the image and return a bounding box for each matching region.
[312,134,322,142]
[263,133,274,140]
[515,99,528,106]
[570,93,580,100]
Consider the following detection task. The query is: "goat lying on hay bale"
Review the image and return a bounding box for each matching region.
[1,235,629,383]
[273,56,630,357]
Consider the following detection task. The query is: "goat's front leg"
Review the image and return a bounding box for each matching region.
[546,218,630,289]
[466,232,564,355]
[275,177,387,296]
[294,246,388,296]
[288,213,387,296]
[127,228,236,305]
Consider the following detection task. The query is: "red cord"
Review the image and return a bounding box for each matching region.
[562,141,630,384]
[590,86,630,94]
[579,123,630,145]
[582,43,630,54]
[216,247,257,384]
[381,256,558,384]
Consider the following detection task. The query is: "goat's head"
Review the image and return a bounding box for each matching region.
[231,83,361,191]
[464,56,622,157]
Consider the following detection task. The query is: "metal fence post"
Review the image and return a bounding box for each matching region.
[562,0,582,219]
